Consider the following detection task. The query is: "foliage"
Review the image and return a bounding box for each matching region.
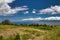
[14,33,21,40]
[0,20,55,30]
[22,34,30,40]
[21,24,54,30]
[0,35,3,40]
[1,20,12,25]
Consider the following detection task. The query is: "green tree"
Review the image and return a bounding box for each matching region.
[1,19,11,25]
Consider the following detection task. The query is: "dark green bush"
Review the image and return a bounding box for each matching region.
[22,34,30,40]
[1,19,12,25]
[0,35,3,40]
[14,33,21,40]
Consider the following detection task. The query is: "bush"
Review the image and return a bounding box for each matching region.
[0,35,3,40]
[14,33,21,40]
[1,19,12,25]
[22,34,30,40]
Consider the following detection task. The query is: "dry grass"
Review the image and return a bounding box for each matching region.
[0,25,60,40]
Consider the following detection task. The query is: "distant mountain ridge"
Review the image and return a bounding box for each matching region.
[13,20,60,25]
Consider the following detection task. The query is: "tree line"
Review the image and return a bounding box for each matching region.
[0,19,56,26]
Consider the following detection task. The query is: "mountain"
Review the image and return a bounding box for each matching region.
[13,20,60,25]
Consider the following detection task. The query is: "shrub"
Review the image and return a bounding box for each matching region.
[1,19,12,25]
[14,33,21,40]
[0,35,3,40]
[22,34,30,40]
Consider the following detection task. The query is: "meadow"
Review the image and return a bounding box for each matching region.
[0,24,60,40]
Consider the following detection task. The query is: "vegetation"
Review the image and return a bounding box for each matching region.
[0,20,59,40]
[14,33,21,40]
[1,19,12,25]
[0,35,3,40]
[22,34,30,40]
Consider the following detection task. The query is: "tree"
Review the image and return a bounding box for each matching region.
[1,19,11,25]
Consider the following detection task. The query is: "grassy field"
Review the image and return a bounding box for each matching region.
[0,25,60,40]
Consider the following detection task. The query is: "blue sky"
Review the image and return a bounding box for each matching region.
[0,0,60,22]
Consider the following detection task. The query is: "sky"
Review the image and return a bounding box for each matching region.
[0,0,60,23]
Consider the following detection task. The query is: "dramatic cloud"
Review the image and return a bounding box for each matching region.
[40,5,60,14]
[21,17,60,21]
[0,0,28,16]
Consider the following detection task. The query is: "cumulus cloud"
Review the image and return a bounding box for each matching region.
[0,0,28,16]
[32,9,36,13]
[5,0,15,3]
[0,0,14,3]
[22,17,43,21]
[45,17,60,20]
[24,11,29,14]
[21,17,60,21]
[40,5,60,14]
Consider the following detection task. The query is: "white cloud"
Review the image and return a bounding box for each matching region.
[45,17,60,20]
[40,5,60,14]
[22,17,43,21]
[5,0,15,3]
[32,9,36,13]
[0,0,28,16]
[21,17,60,21]
[22,5,28,8]
[24,11,29,14]
[0,0,15,3]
